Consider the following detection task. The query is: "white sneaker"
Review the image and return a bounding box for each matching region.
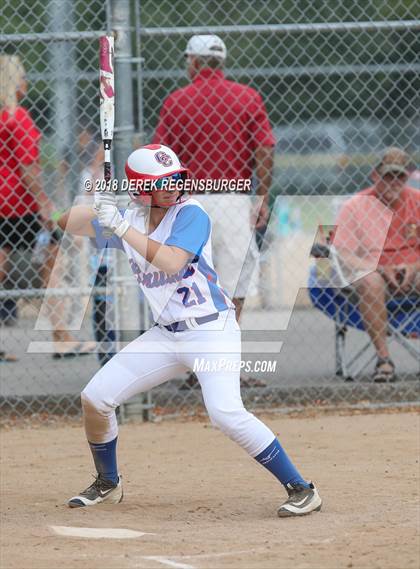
[68,474,123,508]
[278,482,322,517]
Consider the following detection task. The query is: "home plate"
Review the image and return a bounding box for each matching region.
[50,526,150,539]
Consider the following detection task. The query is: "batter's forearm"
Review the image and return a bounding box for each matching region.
[58,206,96,237]
[123,227,190,274]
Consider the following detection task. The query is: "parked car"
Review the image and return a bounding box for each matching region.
[339,120,384,194]
[272,123,348,196]
[272,119,419,197]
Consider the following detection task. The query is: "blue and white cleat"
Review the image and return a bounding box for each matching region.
[278,482,322,517]
[68,474,123,508]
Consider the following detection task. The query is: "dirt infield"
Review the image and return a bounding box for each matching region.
[1,410,419,569]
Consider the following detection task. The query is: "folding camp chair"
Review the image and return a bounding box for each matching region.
[308,243,420,380]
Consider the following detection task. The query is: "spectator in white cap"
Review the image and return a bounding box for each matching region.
[184,34,227,64]
[154,34,275,388]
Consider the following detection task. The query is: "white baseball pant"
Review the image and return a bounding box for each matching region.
[81,311,275,457]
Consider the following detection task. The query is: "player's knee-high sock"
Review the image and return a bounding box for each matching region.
[88,437,119,484]
[81,392,119,483]
[254,438,309,487]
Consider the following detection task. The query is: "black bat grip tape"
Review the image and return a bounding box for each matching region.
[104,162,111,182]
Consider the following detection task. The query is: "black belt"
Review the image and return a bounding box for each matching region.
[158,312,219,333]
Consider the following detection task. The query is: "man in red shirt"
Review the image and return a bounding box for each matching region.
[334,147,420,382]
[153,34,275,318]
[153,35,275,389]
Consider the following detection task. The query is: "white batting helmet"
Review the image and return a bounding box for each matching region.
[125,144,190,206]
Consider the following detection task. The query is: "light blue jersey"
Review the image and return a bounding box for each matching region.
[91,198,234,325]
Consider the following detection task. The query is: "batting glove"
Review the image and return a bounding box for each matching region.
[93,190,117,210]
[94,197,130,238]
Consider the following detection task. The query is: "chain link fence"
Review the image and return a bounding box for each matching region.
[0,0,115,417]
[1,0,419,421]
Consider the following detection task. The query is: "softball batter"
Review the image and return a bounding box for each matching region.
[58,144,322,517]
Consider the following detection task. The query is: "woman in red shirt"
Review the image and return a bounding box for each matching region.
[0,55,94,359]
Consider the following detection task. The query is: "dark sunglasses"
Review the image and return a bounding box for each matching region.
[382,172,408,181]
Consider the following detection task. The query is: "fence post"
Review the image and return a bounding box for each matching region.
[110,0,154,421]
[110,0,140,339]
[49,0,77,202]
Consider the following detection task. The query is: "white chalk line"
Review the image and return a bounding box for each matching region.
[141,558,195,569]
[141,549,261,569]
[181,550,262,560]
[140,541,335,568]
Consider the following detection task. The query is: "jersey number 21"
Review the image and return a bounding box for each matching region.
[177,283,206,307]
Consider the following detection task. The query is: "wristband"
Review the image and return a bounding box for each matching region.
[114,219,130,238]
